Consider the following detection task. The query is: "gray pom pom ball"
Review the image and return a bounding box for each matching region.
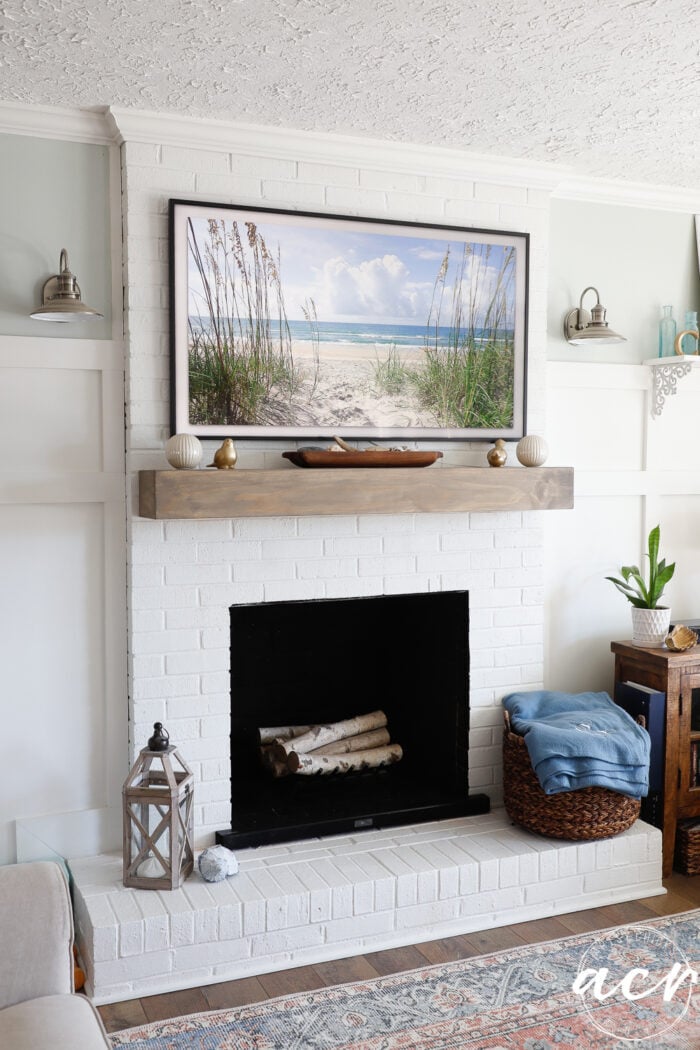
[198,845,239,883]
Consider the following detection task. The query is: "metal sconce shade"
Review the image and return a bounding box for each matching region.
[564,286,626,345]
[30,249,103,321]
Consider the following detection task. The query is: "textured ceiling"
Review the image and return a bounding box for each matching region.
[1,0,699,189]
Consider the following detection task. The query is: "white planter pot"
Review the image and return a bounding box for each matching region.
[631,606,671,648]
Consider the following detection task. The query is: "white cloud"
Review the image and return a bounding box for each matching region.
[281,243,515,328]
[409,247,447,261]
[319,253,423,320]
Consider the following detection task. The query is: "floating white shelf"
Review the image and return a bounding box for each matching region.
[644,355,700,417]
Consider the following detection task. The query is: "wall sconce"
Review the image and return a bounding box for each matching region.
[30,249,103,322]
[563,286,626,345]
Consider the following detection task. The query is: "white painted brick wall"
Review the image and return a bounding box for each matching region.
[122,130,551,846]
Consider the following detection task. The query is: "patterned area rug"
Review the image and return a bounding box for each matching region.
[110,910,700,1050]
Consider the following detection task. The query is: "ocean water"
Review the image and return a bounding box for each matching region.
[190,317,513,349]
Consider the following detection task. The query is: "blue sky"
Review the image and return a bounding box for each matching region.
[187,213,516,328]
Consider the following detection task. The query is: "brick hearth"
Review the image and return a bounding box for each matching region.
[71,810,663,1004]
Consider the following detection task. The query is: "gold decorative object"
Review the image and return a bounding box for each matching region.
[122,722,194,890]
[674,330,699,355]
[487,439,507,467]
[665,624,698,652]
[208,438,238,469]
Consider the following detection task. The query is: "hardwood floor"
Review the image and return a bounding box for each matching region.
[97,873,700,1034]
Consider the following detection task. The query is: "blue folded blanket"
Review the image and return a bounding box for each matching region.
[502,690,650,798]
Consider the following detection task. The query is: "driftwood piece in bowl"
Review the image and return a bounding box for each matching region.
[282,449,443,468]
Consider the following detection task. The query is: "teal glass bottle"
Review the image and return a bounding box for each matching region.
[680,310,699,355]
[658,305,676,357]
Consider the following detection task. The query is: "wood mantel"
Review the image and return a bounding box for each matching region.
[138,466,573,519]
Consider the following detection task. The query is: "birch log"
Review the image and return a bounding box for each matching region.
[311,727,390,755]
[288,743,403,775]
[273,710,387,761]
[258,724,311,745]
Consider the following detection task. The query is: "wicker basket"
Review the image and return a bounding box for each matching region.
[674,820,700,875]
[502,711,641,841]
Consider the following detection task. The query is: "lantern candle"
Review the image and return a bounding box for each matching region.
[122,722,194,890]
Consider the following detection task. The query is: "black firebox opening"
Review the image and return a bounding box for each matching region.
[216,591,489,850]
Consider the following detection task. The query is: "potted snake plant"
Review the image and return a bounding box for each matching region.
[606,524,675,647]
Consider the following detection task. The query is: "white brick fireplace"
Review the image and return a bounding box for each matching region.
[129,506,547,841]
[67,112,664,1004]
[119,111,557,835]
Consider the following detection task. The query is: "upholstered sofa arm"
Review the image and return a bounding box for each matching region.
[0,861,74,1009]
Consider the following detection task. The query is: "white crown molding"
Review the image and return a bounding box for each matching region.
[107,106,570,191]
[0,102,116,145]
[0,101,697,213]
[106,108,700,212]
[554,175,700,214]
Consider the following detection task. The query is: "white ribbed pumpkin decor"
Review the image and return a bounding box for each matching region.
[165,433,203,469]
[631,606,671,648]
[516,434,548,467]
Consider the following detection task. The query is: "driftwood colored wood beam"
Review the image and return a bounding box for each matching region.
[138,466,574,519]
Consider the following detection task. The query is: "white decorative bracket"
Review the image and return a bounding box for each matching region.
[645,357,698,417]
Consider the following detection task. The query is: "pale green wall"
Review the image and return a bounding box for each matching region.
[548,199,700,364]
[0,134,112,338]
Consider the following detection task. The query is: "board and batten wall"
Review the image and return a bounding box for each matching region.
[544,199,700,692]
[0,133,127,866]
[1,115,699,863]
[0,134,114,341]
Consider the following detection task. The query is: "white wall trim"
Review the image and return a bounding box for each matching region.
[0,100,697,212]
[0,473,125,504]
[547,359,700,492]
[0,102,116,145]
[554,176,700,215]
[108,145,126,342]
[546,360,650,391]
[0,334,124,370]
[574,470,700,497]
[107,106,569,190]
[104,107,700,213]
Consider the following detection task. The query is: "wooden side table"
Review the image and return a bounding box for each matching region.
[611,640,700,877]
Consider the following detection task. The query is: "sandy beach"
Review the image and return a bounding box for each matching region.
[272,339,438,429]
